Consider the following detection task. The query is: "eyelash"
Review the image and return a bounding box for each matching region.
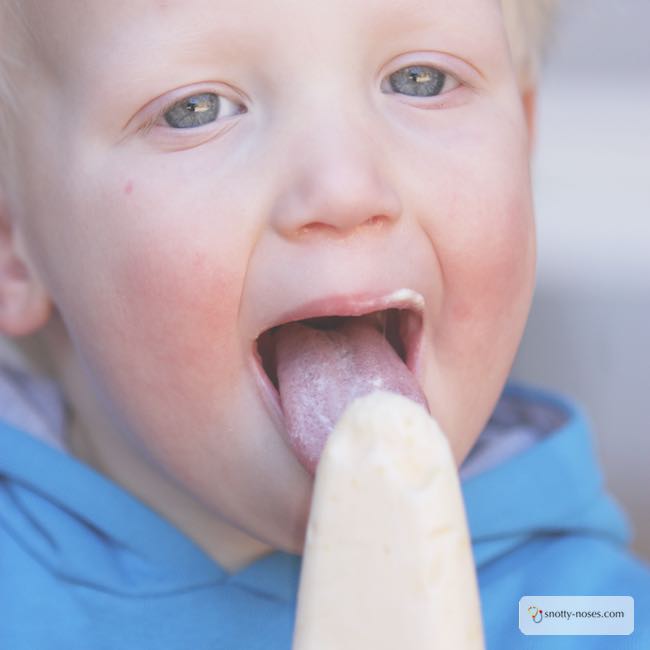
[140,63,461,135]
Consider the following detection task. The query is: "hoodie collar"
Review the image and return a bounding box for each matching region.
[462,384,630,568]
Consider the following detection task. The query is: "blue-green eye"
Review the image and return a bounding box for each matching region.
[388,65,447,97]
[163,92,242,129]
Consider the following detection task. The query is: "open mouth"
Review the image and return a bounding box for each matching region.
[251,296,426,473]
[255,308,422,394]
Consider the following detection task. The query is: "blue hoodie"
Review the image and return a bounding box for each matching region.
[0,372,648,649]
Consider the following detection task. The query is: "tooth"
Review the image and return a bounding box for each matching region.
[293,391,485,650]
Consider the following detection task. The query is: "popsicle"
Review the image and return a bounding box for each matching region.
[292,390,485,650]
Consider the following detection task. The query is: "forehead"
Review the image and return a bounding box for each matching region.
[26,0,501,25]
[24,0,504,68]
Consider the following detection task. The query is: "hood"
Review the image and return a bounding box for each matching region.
[462,383,630,569]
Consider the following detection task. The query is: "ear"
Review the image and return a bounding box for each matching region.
[0,192,52,336]
[521,86,537,151]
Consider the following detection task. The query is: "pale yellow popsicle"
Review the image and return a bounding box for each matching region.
[292,390,485,650]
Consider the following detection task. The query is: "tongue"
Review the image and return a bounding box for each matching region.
[274,317,429,473]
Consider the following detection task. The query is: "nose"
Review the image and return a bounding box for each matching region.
[269,118,402,238]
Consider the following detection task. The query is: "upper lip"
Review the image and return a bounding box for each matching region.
[253,288,425,338]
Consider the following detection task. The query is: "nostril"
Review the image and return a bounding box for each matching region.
[297,214,390,239]
[367,215,388,227]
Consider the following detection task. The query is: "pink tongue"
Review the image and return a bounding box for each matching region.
[274,318,428,473]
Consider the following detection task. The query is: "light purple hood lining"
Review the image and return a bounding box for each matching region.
[0,363,67,451]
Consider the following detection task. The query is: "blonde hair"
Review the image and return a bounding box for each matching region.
[0,1,558,176]
[0,0,28,184]
[501,0,559,87]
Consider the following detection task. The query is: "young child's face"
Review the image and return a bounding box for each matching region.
[11,0,535,554]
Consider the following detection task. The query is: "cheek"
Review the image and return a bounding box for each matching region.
[412,122,536,460]
[73,226,250,477]
[420,123,536,357]
[442,189,534,326]
[56,176,251,445]
[93,170,246,371]
[115,240,242,373]
[102,227,247,435]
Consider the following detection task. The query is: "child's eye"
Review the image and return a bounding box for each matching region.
[162,92,242,129]
[386,65,457,97]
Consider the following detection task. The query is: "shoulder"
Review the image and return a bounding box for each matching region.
[485,530,650,594]
[481,536,650,648]
[535,535,650,595]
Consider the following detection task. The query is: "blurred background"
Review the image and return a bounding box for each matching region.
[511,0,650,560]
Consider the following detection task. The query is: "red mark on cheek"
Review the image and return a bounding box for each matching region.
[124,180,134,195]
